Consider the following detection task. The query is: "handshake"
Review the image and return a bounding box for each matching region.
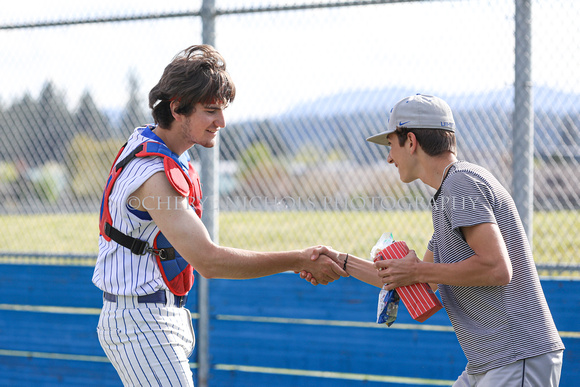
[298,241,442,325]
[296,245,350,286]
[298,241,434,289]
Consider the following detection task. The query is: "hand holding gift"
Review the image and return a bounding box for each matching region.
[375,248,424,290]
[372,233,443,323]
[371,233,400,326]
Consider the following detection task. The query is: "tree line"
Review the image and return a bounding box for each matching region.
[0,75,148,167]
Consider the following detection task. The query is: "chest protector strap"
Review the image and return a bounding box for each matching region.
[99,140,202,296]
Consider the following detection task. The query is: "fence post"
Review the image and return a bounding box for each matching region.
[198,1,217,386]
[513,0,533,244]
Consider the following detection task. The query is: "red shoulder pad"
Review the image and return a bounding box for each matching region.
[163,157,191,197]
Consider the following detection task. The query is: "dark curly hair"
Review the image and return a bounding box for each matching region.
[148,45,236,128]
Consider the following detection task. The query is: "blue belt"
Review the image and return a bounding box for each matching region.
[104,290,188,308]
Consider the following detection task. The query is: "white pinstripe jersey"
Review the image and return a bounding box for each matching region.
[429,161,564,374]
[93,126,195,296]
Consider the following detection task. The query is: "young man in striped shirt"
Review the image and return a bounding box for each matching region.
[309,94,564,386]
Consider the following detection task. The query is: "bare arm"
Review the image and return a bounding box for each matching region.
[132,172,347,284]
[422,249,438,291]
[375,223,512,290]
[299,248,383,288]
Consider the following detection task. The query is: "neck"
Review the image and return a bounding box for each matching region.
[420,153,458,190]
[153,125,187,155]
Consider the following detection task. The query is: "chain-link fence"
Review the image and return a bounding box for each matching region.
[0,0,578,275]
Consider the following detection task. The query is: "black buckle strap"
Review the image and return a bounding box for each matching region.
[104,222,149,255]
[147,247,176,261]
[104,223,176,259]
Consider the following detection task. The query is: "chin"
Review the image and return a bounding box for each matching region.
[399,173,415,184]
[199,140,216,148]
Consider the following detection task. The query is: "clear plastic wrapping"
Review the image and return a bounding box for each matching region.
[371,233,399,327]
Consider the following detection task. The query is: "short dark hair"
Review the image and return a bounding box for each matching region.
[394,127,457,156]
[149,44,236,128]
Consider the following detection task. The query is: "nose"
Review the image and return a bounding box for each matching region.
[386,151,394,164]
[215,110,226,129]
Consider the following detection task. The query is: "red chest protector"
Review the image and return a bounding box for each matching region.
[99,139,202,296]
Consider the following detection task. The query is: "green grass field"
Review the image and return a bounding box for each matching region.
[0,211,578,273]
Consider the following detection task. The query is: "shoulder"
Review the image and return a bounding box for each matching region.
[440,162,512,218]
[444,162,495,192]
[138,170,177,195]
[448,162,509,197]
[116,132,168,173]
[130,171,187,212]
[117,150,165,181]
[111,140,166,198]
[438,163,497,212]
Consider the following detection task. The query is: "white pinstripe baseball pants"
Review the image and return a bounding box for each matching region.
[97,291,196,386]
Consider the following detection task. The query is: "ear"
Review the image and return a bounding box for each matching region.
[407,132,418,154]
[170,100,183,122]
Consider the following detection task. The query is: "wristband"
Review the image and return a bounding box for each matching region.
[343,253,349,271]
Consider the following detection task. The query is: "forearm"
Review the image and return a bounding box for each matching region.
[150,207,303,279]
[194,244,302,279]
[422,250,438,291]
[341,253,383,288]
[416,255,510,287]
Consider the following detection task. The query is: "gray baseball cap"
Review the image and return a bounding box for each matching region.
[366,94,455,146]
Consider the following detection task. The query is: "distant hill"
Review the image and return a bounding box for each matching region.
[222,85,580,164]
[280,85,580,117]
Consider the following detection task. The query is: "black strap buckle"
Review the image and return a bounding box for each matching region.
[104,222,149,256]
[130,238,149,256]
[147,247,176,261]
[104,221,176,259]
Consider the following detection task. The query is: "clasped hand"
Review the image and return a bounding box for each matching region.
[299,246,348,286]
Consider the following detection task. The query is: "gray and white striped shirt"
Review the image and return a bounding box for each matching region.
[429,161,564,374]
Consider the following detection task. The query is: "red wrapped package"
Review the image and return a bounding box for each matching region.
[374,241,443,322]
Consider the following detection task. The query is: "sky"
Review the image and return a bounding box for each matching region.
[1,0,579,122]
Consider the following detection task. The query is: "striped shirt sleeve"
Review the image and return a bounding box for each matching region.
[442,171,497,232]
